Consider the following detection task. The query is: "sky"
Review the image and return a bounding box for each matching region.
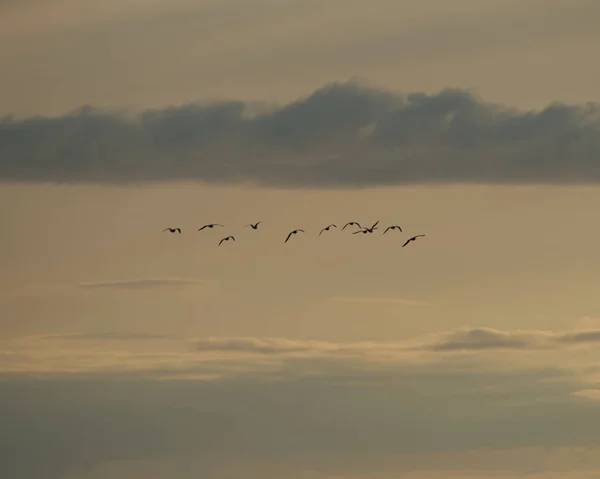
[2,1,600,478]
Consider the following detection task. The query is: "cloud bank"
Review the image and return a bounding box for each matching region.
[2,80,599,186]
[5,325,600,479]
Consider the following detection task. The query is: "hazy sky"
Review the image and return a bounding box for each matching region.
[2,1,600,478]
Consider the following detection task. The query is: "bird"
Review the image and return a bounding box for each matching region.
[383,225,403,234]
[319,224,337,235]
[245,222,262,230]
[402,234,426,247]
[354,221,379,234]
[198,224,224,231]
[285,229,305,243]
[342,222,362,231]
[218,235,235,246]
[163,228,181,234]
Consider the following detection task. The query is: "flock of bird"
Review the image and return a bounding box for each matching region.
[163,221,426,247]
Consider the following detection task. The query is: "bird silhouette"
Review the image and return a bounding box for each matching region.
[163,228,182,234]
[285,229,305,243]
[198,224,224,231]
[319,224,337,235]
[402,234,426,247]
[383,225,402,234]
[354,221,379,234]
[245,222,262,230]
[342,222,362,231]
[218,235,235,246]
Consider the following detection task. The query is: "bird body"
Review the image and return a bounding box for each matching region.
[198,224,224,231]
[285,229,305,243]
[402,234,426,247]
[246,221,262,230]
[218,235,235,246]
[383,225,402,234]
[163,227,181,233]
[319,224,337,235]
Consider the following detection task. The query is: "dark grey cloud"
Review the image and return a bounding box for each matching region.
[1,80,599,187]
[0,360,595,479]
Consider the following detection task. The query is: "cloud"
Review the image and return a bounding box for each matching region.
[330,296,428,305]
[571,389,600,401]
[1,80,599,186]
[5,326,600,380]
[429,328,555,351]
[41,332,169,341]
[79,278,216,290]
[193,327,600,359]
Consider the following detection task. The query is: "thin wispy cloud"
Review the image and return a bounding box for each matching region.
[41,332,169,341]
[572,389,600,401]
[330,296,428,305]
[2,81,599,186]
[79,278,217,290]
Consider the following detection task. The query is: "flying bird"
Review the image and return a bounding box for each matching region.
[342,222,362,231]
[319,224,337,235]
[245,222,262,230]
[218,235,235,246]
[402,235,426,247]
[285,229,305,243]
[163,228,181,234]
[354,221,379,234]
[383,225,403,234]
[198,224,224,231]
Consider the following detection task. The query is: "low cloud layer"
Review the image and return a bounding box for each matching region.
[4,325,600,479]
[1,81,599,186]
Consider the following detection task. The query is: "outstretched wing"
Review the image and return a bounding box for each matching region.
[198,225,208,231]
[285,231,293,243]
[176,228,181,233]
[383,227,391,235]
[231,236,235,241]
[218,238,225,246]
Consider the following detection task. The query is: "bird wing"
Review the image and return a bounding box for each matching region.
[215,224,224,227]
[176,228,181,233]
[163,228,169,232]
[218,238,225,246]
[319,228,325,236]
[285,232,293,243]
[416,234,425,238]
[198,225,207,230]
[383,227,391,234]
[402,239,411,247]
[298,229,304,233]
[371,220,379,229]
[231,236,235,241]
[353,229,363,234]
